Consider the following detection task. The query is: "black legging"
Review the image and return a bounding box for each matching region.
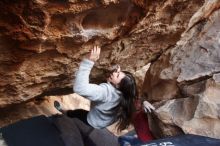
[66,109,89,126]
[53,115,94,146]
[53,115,119,146]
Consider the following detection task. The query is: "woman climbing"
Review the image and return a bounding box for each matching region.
[55,45,138,131]
[54,45,156,146]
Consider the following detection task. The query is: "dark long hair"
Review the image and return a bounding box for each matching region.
[115,71,138,131]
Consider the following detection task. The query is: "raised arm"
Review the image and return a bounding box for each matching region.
[73,46,108,102]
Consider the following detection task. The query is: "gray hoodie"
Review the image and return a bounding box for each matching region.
[73,59,122,129]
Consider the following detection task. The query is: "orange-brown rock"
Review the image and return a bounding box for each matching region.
[0,0,144,107]
[0,0,203,108]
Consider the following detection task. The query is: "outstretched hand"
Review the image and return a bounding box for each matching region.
[88,45,101,62]
[143,100,155,113]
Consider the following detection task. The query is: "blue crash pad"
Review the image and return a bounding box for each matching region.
[134,134,220,146]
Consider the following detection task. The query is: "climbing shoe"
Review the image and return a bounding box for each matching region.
[54,100,62,112]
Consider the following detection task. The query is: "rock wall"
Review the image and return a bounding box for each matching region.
[0,0,202,108]
[143,0,220,139]
[0,0,145,107]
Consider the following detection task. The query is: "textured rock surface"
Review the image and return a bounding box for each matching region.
[155,75,220,139]
[143,0,220,139]
[0,93,90,128]
[0,0,202,108]
[0,0,144,107]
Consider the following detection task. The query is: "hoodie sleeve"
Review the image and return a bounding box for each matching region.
[73,59,108,102]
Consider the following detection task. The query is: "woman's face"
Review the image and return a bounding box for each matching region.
[107,66,125,86]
